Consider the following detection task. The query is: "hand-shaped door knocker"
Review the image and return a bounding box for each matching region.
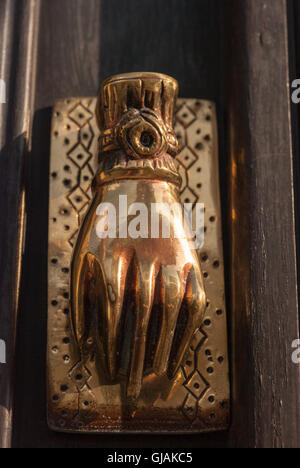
[70,73,206,400]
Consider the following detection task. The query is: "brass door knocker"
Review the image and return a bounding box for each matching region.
[47,72,229,433]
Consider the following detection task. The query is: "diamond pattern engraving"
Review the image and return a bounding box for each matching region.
[80,123,94,150]
[182,347,196,376]
[79,164,94,191]
[180,186,197,206]
[69,103,93,127]
[69,362,91,391]
[68,229,79,248]
[67,186,90,212]
[184,370,209,400]
[176,147,197,169]
[176,104,196,127]
[48,97,229,432]
[190,328,206,351]
[68,143,92,168]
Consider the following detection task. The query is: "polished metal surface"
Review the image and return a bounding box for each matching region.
[47,74,229,433]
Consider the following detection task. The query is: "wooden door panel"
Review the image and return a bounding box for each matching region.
[0,0,299,448]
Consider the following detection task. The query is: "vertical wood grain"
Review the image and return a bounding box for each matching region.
[0,0,41,448]
[226,0,300,448]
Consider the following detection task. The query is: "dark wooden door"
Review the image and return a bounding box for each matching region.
[1,0,300,448]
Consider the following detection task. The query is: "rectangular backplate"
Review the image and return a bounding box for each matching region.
[47,97,230,433]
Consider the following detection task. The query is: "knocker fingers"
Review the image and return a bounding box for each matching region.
[169,265,206,378]
[72,249,206,399]
[99,249,134,380]
[127,260,158,400]
[152,265,185,376]
[71,252,100,349]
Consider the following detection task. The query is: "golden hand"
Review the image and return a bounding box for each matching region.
[70,73,206,400]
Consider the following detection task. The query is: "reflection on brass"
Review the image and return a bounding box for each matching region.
[72,73,206,401]
[47,73,230,433]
